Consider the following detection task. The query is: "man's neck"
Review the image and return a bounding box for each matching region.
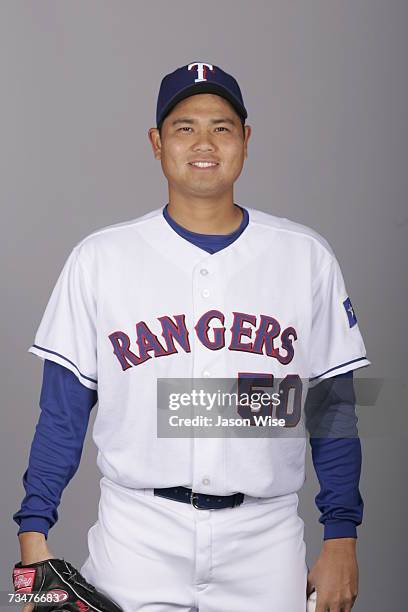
[166,194,243,235]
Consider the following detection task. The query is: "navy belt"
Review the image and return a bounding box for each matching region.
[154,486,245,509]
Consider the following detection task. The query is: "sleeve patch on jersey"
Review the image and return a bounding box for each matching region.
[343,297,357,328]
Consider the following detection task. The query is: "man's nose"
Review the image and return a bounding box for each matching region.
[193,141,215,152]
[192,130,216,150]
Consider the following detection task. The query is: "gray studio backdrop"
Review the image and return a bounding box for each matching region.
[2,1,407,611]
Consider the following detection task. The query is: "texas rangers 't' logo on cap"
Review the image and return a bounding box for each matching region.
[188,62,214,83]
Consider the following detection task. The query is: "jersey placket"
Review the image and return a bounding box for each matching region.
[190,256,228,496]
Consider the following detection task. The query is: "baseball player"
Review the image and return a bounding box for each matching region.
[13,62,370,611]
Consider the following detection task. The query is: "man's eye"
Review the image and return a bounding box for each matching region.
[178,127,192,132]
[215,126,228,132]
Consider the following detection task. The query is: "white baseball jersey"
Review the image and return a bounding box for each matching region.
[28,205,370,498]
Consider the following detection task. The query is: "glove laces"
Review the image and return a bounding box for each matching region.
[60,560,96,593]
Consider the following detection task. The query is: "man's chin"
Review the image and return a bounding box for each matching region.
[185,186,229,198]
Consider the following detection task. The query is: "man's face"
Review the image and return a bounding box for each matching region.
[148,93,251,199]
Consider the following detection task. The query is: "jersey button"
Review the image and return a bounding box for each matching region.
[202,370,211,378]
[200,268,209,276]
[202,289,210,298]
[202,477,210,485]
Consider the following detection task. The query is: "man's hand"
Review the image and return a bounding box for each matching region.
[307,538,359,611]
[17,532,55,612]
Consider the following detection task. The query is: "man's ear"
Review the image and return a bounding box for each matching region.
[148,127,162,160]
[243,125,252,159]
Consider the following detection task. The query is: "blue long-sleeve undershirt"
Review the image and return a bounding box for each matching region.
[13,359,97,539]
[306,370,364,539]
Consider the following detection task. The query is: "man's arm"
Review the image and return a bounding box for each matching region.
[13,360,97,541]
[305,371,362,610]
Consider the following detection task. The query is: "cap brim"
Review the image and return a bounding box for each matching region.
[158,82,247,128]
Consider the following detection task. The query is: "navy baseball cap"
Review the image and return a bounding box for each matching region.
[156,62,248,129]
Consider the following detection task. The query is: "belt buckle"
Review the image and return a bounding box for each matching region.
[233,493,244,507]
[190,491,202,509]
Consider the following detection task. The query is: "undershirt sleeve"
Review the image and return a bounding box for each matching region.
[307,370,364,540]
[13,359,97,538]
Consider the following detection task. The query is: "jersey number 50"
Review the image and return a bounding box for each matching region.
[236,373,302,427]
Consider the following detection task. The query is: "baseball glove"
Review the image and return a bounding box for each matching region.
[12,558,123,612]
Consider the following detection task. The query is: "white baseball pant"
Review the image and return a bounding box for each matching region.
[80,476,309,611]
